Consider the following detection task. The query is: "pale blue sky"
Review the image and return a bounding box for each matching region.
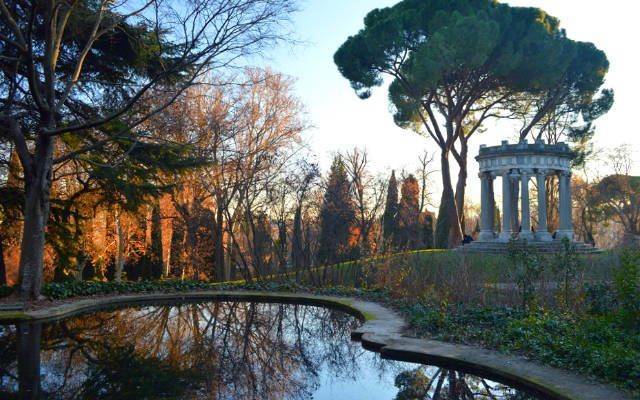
[265,0,640,204]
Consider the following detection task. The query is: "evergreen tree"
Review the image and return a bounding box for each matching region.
[382,171,399,246]
[420,212,435,249]
[318,157,356,265]
[397,175,422,250]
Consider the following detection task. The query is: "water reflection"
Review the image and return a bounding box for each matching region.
[0,302,539,399]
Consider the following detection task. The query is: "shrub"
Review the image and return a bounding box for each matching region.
[507,240,543,310]
[553,238,583,309]
[0,284,14,297]
[584,282,617,315]
[614,249,640,327]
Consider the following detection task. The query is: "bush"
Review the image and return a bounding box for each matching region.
[403,302,640,394]
[614,249,640,327]
[0,284,14,297]
[584,282,617,315]
[507,239,543,310]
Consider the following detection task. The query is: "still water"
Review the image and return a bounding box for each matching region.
[0,301,540,399]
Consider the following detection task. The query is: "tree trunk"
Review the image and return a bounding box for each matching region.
[186,216,198,280]
[0,237,6,286]
[114,208,125,282]
[291,206,303,269]
[18,133,54,299]
[277,220,287,274]
[214,206,225,282]
[435,150,463,248]
[159,194,173,277]
[454,140,468,233]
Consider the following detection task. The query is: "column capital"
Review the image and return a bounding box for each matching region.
[480,171,498,180]
[520,168,534,175]
[535,168,551,176]
[558,170,572,177]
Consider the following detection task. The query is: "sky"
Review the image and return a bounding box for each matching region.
[264,0,640,206]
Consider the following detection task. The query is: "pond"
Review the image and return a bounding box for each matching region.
[0,301,542,399]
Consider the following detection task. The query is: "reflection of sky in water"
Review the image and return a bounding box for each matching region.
[0,302,537,399]
[313,350,408,399]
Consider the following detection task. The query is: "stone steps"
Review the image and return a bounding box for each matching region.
[455,240,600,254]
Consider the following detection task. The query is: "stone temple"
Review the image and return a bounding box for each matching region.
[459,139,598,253]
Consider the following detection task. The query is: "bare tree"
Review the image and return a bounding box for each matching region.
[607,144,634,176]
[416,150,436,214]
[343,148,385,256]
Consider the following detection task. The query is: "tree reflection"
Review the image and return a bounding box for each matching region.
[0,302,538,400]
[0,302,362,399]
[394,368,537,400]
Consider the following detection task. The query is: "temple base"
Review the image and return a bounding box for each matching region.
[498,232,514,242]
[535,231,553,242]
[555,230,574,240]
[456,239,598,254]
[478,230,496,241]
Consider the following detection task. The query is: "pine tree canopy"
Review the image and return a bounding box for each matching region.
[334,0,609,133]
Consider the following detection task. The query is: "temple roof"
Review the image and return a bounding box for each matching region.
[476,140,575,173]
[476,140,575,160]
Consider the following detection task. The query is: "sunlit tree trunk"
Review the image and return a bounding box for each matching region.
[114,207,125,282]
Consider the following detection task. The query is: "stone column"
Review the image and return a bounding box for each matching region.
[536,170,552,241]
[499,170,513,242]
[479,172,495,241]
[488,173,495,237]
[557,170,574,240]
[520,169,533,240]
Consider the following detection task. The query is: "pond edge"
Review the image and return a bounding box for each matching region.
[0,290,632,400]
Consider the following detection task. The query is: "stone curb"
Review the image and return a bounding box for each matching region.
[0,291,632,400]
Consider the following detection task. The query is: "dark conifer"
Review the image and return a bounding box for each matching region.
[318,157,356,265]
[397,175,422,250]
[382,171,399,246]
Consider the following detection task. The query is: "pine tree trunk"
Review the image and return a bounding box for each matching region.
[454,146,468,233]
[435,150,463,248]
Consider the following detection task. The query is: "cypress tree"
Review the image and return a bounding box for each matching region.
[382,171,399,246]
[397,175,422,250]
[318,157,356,265]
